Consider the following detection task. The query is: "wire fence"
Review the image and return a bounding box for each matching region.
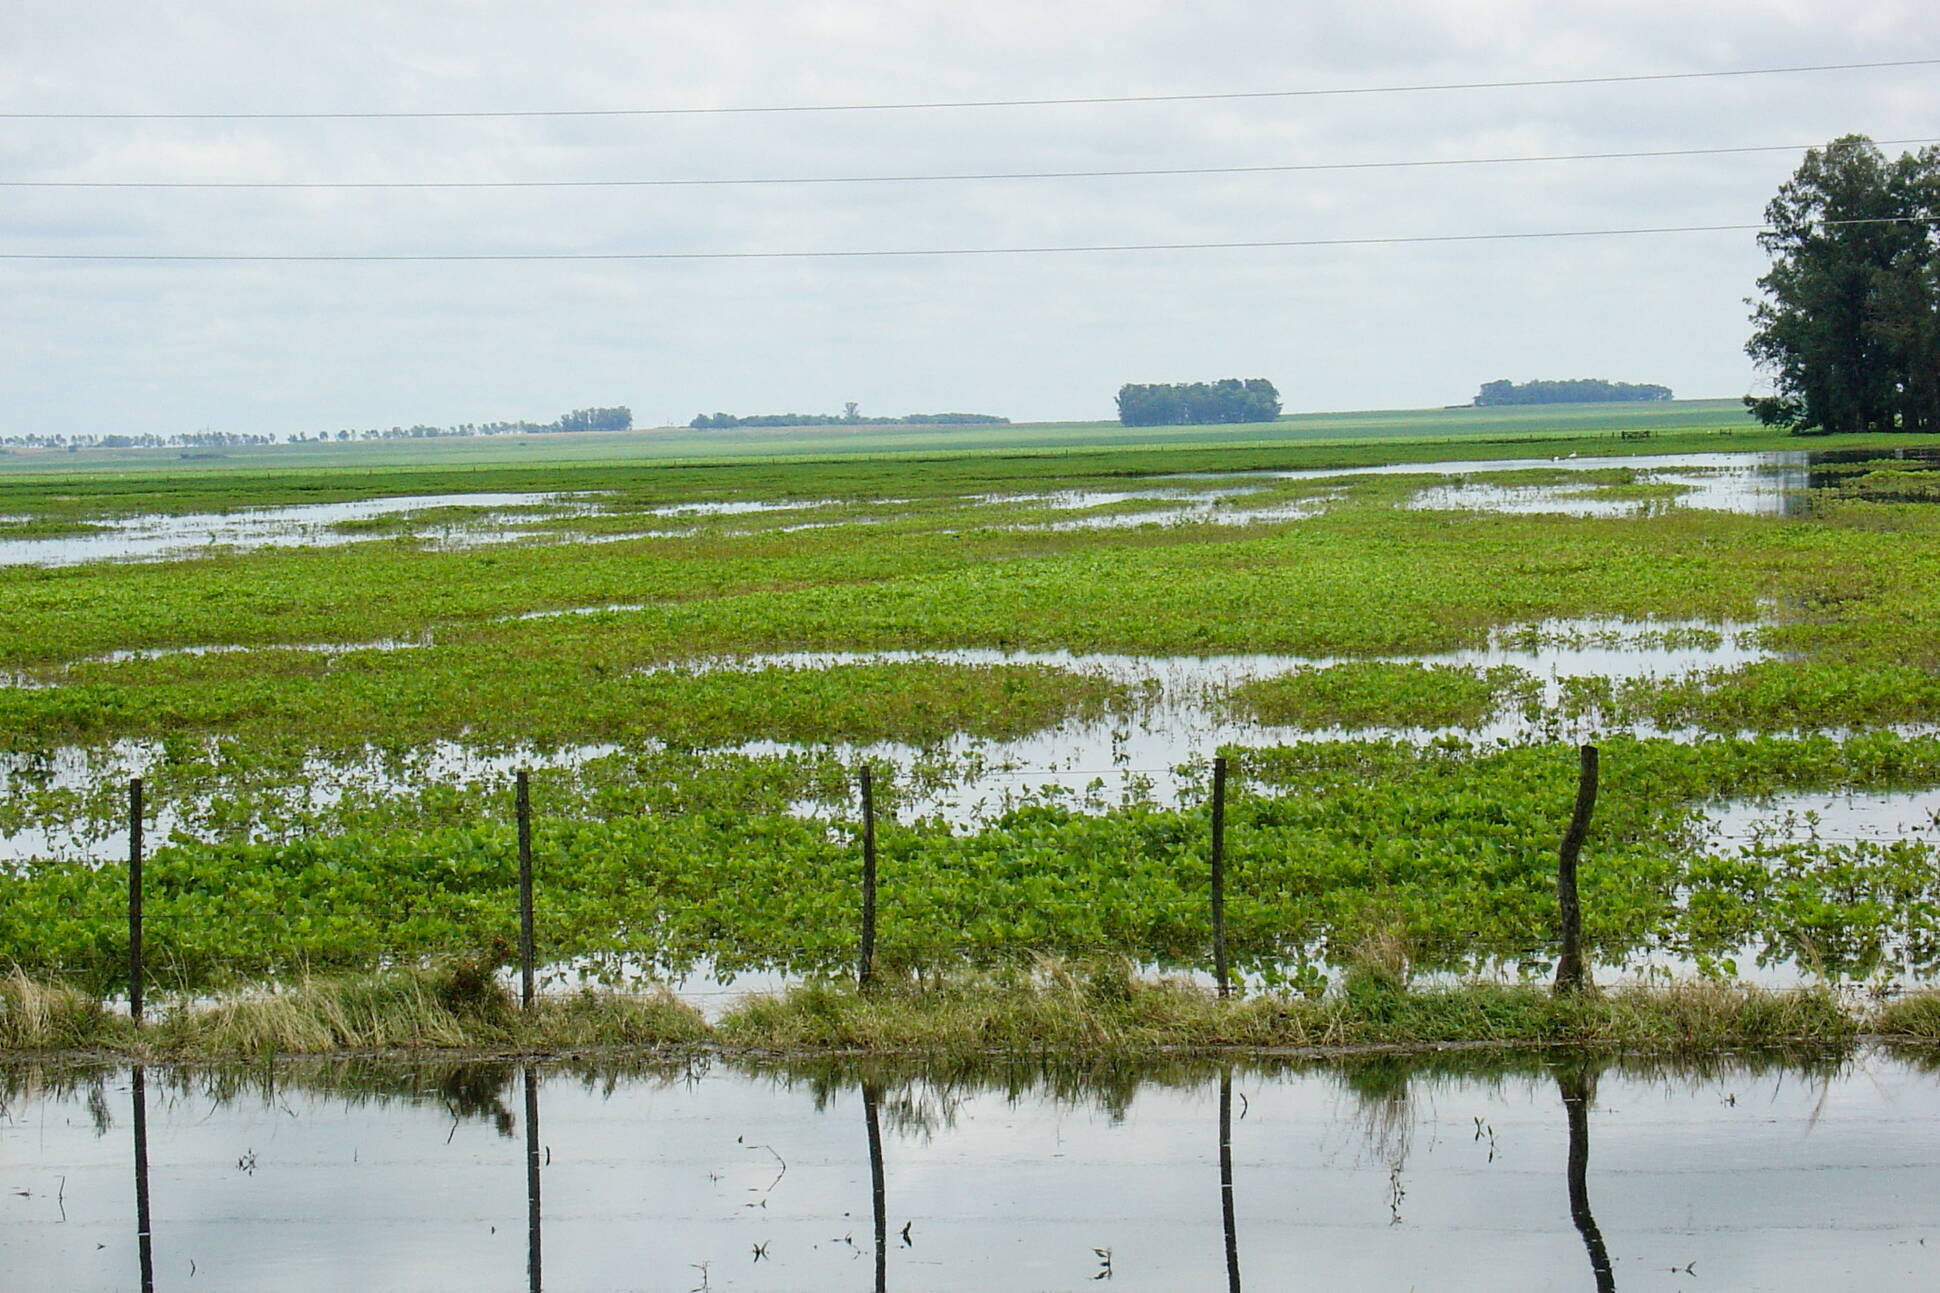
[84,748,1637,1017]
[19,739,1932,1013]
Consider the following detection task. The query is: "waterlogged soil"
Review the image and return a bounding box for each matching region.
[0,492,602,566]
[669,617,1778,821]
[0,615,1782,860]
[2,1049,1936,1291]
[4,446,1928,568]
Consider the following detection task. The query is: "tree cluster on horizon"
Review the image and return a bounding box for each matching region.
[0,406,633,453]
[1474,379,1672,406]
[1747,135,1940,434]
[1115,379,1281,427]
[690,408,1009,429]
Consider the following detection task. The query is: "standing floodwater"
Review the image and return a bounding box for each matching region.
[1,1048,1936,1290]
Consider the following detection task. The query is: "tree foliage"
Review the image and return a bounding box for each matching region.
[1115,379,1281,427]
[1475,379,1671,406]
[1747,135,1940,434]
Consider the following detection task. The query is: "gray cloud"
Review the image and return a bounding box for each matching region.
[2,0,1937,437]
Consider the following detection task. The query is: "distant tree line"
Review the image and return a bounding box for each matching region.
[1474,379,1673,406]
[0,430,280,450]
[315,406,632,444]
[1115,379,1282,427]
[690,408,1009,429]
[1,406,633,453]
[1747,136,1940,434]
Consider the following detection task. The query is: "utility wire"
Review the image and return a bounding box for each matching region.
[2,216,1933,263]
[4,58,1935,120]
[11,138,1936,190]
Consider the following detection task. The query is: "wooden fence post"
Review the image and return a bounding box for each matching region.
[1555,745,1599,995]
[858,765,878,990]
[1211,755,1230,999]
[127,778,144,1027]
[517,769,535,1010]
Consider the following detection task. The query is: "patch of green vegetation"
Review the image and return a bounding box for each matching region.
[0,517,110,539]
[1834,468,1940,502]
[1226,663,1537,729]
[0,659,1124,750]
[326,504,519,536]
[1561,661,1940,730]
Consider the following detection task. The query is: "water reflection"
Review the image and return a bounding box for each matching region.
[1558,1064,1616,1292]
[8,1046,1930,1290]
[1219,1069,1241,1292]
[864,1081,886,1293]
[526,1065,543,1293]
[130,1065,154,1293]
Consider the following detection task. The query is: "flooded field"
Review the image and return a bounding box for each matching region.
[6,444,1936,568]
[10,436,1940,1004]
[0,613,1782,855]
[0,493,603,566]
[3,1048,1936,1291]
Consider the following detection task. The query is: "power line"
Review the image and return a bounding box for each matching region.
[4,58,1935,120]
[10,138,1936,190]
[2,216,1932,264]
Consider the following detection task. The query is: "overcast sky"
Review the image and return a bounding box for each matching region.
[2,1,1936,438]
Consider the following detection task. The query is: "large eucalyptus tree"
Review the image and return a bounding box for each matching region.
[1747,136,1940,434]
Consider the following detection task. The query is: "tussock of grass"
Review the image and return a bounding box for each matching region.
[527,987,711,1048]
[151,964,706,1055]
[715,963,1856,1054]
[1873,990,1940,1039]
[0,969,125,1049]
[0,964,1875,1058]
[160,971,489,1053]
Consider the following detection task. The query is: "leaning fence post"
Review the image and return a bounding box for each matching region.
[516,769,535,1010]
[858,765,877,991]
[1210,756,1231,999]
[1555,745,1599,995]
[127,777,144,1027]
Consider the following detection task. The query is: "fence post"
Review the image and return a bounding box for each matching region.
[516,769,535,1010]
[858,765,877,991]
[127,777,144,1027]
[1211,755,1230,999]
[1554,745,1599,995]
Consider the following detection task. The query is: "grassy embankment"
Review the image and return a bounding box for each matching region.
[11,957,1940,1060]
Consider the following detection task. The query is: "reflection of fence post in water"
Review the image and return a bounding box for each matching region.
[864,1080,886,1293]
[525,1065,543,1293]
[1219,1070,1241,1292]
[131,1065,154,1293]
[858,766,878,991]
[1558,1067,1616,1292]
[127,777,144,1026]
